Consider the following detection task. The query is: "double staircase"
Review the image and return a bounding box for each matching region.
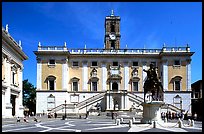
[48,92,106,115]
[48,91,182,115]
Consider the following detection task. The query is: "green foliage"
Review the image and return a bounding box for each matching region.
[23,79,36,114]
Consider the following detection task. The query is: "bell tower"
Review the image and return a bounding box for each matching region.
[104,10,121,49]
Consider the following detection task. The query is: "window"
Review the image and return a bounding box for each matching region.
[111,41,115,49]
[133,82,138,91]
[111,24,115,32]
[73,61,79,67]
[133,62,138,67]
[92,82,97,91]
[47,76,56,90]
[174,81,180,91]
[49,59,55,65]
[49,80,55,90]
[113,62,118,66]
[174,60,180,66]
[92,61,98,67]
[12,72,15,85]
[73,82,78,91]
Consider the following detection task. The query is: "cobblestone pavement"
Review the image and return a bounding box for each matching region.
[2,116,202,132]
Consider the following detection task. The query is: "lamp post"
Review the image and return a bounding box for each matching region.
[65,100,67,119]
[86,102,87,119]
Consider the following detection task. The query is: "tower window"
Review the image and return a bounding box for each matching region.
[111,41,115,49]
[111,24,115,32]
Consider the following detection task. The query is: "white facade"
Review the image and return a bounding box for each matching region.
[2,26,28,118]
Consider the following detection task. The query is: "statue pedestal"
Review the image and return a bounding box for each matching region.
[141,101,164,124]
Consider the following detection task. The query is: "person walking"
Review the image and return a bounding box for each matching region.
[17,117,20,122]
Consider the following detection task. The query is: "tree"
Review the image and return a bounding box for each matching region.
[23,79,36,115]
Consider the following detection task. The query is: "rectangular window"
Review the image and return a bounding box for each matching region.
[113,62,118,66]
[174,60,180,66]
[133,62,138,67]
[12,72,15,85]
[111,41,115,49]
[175,81,180,91]
[133,82,138,91]
[92,61,98,67]
[73,61,79,67]
[92,82,97,91]
[73,82,78,91]
[49,59,55,65]
[49,80,54,90]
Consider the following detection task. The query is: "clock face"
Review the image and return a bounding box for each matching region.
[109,34,116,40]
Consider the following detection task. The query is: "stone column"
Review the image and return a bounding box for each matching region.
[162,59,168,91]
[62,59,68,90]
[82,61,88,91]
[102,62,107,91]
[16,67,24,117]
[5,57,12,117]
[186,59,191,91]
[121,93,124,110]
[142,61,147,91]
[124,62,129,91]
[36,57,42,90]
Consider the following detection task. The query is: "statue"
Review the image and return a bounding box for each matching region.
[143,63,163,102]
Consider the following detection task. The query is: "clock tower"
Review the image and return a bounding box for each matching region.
[104,10,121,49]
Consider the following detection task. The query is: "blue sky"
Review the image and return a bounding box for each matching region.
[2,2,202,87]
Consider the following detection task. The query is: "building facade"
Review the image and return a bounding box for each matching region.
[2,25,28,118]
[191,80,202,120]
[34,12,194,115]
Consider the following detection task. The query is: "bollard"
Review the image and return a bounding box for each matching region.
[116,119,120,125]
[191,120,194,127]
[129,120,133,127]
[120,118,123,122]
[178,118,183,128]
[153,121,156,128]
[132,117,135,123]
[188,119,191,125]
[39,114,41,117]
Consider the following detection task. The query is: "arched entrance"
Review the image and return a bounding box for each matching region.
[112,82,118,92]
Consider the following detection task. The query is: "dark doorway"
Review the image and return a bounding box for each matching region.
[11,94,16,116]
[112,82,118,92]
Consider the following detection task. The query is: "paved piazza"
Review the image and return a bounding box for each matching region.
[2,116,202,132]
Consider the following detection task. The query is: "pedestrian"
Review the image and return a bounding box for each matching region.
[166,112,169,120]
[111,112,114,120]
[34,117,41,122]
[54,112,57,118]
[17,117,20,122]
[24,116,29,123]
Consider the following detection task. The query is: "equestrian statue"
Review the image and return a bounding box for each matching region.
[143,63,164,102]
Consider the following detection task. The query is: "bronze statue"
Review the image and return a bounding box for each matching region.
[143,63,163,102]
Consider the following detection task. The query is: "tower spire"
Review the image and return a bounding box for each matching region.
[111,9,114,16]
